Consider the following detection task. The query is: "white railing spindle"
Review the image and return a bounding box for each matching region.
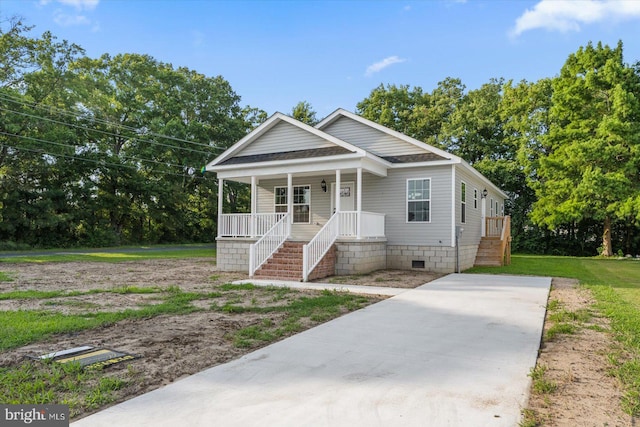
[219,213,286,238]
[249,213,290,277]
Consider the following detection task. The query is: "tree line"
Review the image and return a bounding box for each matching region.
[0,18,264,248]
[2,17,639,256]
[355,41,640,257]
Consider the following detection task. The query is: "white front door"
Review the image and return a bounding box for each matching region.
[331,181,355,213]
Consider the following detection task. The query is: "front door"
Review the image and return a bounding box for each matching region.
[331,181,355,213]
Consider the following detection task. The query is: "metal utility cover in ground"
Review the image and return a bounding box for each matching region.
[37,346,139,369]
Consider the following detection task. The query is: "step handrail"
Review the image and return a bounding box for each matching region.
[249,213,290,276]
[302,212,340,282]
[500,215,511,265]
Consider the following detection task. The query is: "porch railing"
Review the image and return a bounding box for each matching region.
[303,213,340,282]
[218,213,286,238]
[337,211,386,238]
[303,211,386,281]
[249,213,290,277]
[485,216,512,266]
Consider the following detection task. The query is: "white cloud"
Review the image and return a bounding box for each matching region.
[365,56,407,77]
[58,0,99,10]
[511,0,640,36]
[53,10,90,26]
[41,0,99,28]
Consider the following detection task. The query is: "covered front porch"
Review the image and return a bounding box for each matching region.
[216,167,387,281]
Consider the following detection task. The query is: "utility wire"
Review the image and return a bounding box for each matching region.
[0,130,203,171]
[0,93,229,152]
[0,106,220,156]
[1,132,208,180]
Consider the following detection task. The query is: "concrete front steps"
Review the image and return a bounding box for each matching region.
[253,241,337,281]
[473,237,504,267]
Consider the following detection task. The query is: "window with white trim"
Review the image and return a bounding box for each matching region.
[473,188,478,209]
[274,185,311,223]
[461,182,466,224]
[407,178,430,222]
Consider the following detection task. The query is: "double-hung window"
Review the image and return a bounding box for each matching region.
[274,185,311,223]
[407,178,430,222]
[461,182,467,223]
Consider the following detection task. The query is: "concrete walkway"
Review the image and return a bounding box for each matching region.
[72,273,551,427]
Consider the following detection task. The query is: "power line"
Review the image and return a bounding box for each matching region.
[0,93,230,153]
[1,132,209,180]
[0,105,221,157]
[0,130,205,171]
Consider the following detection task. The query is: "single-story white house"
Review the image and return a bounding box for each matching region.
[206,108,511,281]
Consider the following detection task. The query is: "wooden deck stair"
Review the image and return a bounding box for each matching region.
[473,216,512,267]
[474,237,504,267]
[253,241,336,281]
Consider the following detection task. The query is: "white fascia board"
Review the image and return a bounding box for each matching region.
[457,160,508,199]
[317,108,458,162]
[215,156,387,181]
[389,159,459,168]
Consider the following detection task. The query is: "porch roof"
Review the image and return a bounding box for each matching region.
[218,146,353,165]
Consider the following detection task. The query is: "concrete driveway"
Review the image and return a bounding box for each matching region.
[72,273,551,427]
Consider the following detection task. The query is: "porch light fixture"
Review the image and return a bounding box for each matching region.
[481,188,488,199]
[321,179,327,192]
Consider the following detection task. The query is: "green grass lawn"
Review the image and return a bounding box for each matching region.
[469,254,640,415]
[0,246,216,263]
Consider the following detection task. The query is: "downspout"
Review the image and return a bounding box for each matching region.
[451,165,456,248]
[356,167,362,239]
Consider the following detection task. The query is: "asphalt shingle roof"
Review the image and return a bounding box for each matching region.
[218,146,354,165]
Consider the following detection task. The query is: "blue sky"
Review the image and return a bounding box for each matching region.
[3,0,640,118]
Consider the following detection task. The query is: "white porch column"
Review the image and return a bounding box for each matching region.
[356,167,362,239]
[217,178,224,238]
[287,173,293,226]
[335,169,341,213]
[250,176,257,237]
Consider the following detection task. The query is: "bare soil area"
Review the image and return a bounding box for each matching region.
[0,260,630,425]
[526,278,634,426]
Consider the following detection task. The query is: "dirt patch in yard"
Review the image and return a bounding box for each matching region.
[317,268,444,288]
[524,277,635,426]
[0,261,632,425]
[0,259,387,420]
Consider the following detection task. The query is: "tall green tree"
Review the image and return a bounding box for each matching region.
[291,101,318,125]
[531,41,640,256]
[356,80,465,147]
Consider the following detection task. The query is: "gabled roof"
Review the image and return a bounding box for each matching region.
[205,108,505,198]
[206,112,367,171]
[316,108,458,162]
[217,146,353,166]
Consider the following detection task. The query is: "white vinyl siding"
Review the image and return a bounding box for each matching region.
[361,167,452,246]
[455,166,493,246]
[407,178,431,223]
[239,121,334,156]
[321,116,426,157]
